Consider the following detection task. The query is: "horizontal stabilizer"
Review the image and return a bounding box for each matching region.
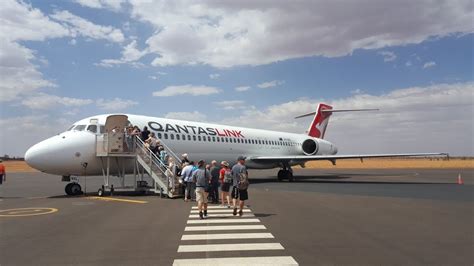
[295,108,378,119]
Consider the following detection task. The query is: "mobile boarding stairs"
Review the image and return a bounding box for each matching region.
[94,115,183,198]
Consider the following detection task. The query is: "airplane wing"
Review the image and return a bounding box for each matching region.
[249,153,449,164]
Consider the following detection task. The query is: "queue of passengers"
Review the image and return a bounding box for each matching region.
[180,155,249,219]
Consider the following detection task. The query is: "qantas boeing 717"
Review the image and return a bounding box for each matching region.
[25,103,446,195]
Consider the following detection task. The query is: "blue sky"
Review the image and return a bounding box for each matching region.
[1,0,473,156]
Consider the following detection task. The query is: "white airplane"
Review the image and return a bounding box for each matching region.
[25,103,445,195]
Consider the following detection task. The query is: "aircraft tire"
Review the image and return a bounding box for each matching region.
[277,170,285,181]
[65,183,73,195]
[288,172,295,182]
[70,183,83,196]
[98,188,104,197]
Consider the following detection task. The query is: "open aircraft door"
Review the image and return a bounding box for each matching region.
[96,115,130,155]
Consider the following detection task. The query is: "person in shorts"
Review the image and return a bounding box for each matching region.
[0,159,5,185]
[231,156,249,216]
[219,161,232,207]
[192,160,211,219]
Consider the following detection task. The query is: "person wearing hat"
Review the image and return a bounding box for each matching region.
[181,153,190,165]
[0,159,5,185]
[192,160,212,219]
[219,161,232,207]
[231,156,249,216]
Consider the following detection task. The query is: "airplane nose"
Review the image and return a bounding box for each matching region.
[25,141,46,170]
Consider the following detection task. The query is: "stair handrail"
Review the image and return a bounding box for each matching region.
[159,140,183,168]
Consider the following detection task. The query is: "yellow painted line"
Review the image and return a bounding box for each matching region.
[87,197,148,204]
[0,207,58,217]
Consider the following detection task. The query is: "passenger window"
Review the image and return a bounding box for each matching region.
[193,136,197,141]
[158,133,162,139]
[225,138,228,142]
[203,136,206,141]
[212,137,216,142]
[208,136,211,141]
[217,137,220,142]
[198,136,202,141]
[164,133,168,139]
[187,135,191,141]
[171,134,175,140]
[176,135,180,140]
[86,125,97,133]
[182,135,186,140]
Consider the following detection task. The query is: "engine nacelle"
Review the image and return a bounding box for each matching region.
[301,138,338,155]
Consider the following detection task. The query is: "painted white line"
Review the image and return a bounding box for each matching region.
[181,232,274,241]
[190,209,251,214]
[185,225,266,231]
[173,256,298,266]
[189,213,255,218]
[187,218,260,224]
[191,206,248,209]
[178,243,284,253]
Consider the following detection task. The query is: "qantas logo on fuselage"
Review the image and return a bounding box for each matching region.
[148,121,245,138]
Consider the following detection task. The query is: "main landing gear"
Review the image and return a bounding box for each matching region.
[277,165,295,182]
[65,182,83,196]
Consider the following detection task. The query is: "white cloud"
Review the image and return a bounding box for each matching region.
[128,0,473,68]
[96,98,138,111]
[257,80,284,89]
[74,0,125,11]
[378,51,397,62]
[214,100,246,110]
[97,40,147,67]
[153,85,221,97]
[21,93,93,109]
[235,86,251,92]
[209,73,220,79]
[51,10,125,43]
[405,61,413,67]
[222,82,474,155]
[148,75,158,80]
[423,61,437,69]
[165,111,207,121]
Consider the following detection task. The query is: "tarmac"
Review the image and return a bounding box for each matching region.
[0,168,473,265]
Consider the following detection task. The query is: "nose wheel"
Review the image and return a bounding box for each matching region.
[65,182,83,196]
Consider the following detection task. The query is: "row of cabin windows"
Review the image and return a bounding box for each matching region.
[156,132,300,147]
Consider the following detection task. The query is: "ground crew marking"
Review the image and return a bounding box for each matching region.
[173,205,298,265]
[87,197,148,204]
[0,207,58,217]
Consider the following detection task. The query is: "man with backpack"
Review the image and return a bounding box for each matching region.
[219,161,232,208]
[231,156,249,216]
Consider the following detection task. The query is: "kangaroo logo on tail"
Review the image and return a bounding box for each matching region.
[308,103,333,139]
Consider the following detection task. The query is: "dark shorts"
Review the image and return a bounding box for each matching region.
[231,186,248,201]
[0,174,2,185]
[221,182,231,192]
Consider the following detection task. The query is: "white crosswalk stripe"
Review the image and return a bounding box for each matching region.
[188,213,255,218]
[173,256,298,266]
[187,218,260,224]
[181,233,274,240]
[173,205,298,265]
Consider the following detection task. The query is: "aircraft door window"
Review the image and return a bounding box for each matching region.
[86,125,97,133]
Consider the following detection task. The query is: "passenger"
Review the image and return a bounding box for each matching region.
[209,160,220,204]
[145,133,159,154]
[181,161,196,202]
[141,126,150,141]
[159,146,168,165]
[0,159,5,186]
[192,160,211,219]
[219,161,232,208]
[166,157,178,193]
[231,156,249,216]
[125,126,134,152]
[181,153,190,164]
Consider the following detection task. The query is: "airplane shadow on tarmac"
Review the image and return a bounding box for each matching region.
[250,175,454,185]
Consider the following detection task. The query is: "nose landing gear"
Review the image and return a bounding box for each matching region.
[65,182,83,196]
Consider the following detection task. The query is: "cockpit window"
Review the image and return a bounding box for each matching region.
[74,125,86,131]
[67,125,75,131]
[87,125,97,133]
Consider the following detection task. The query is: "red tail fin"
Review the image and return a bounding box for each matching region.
[308,103,333,139]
